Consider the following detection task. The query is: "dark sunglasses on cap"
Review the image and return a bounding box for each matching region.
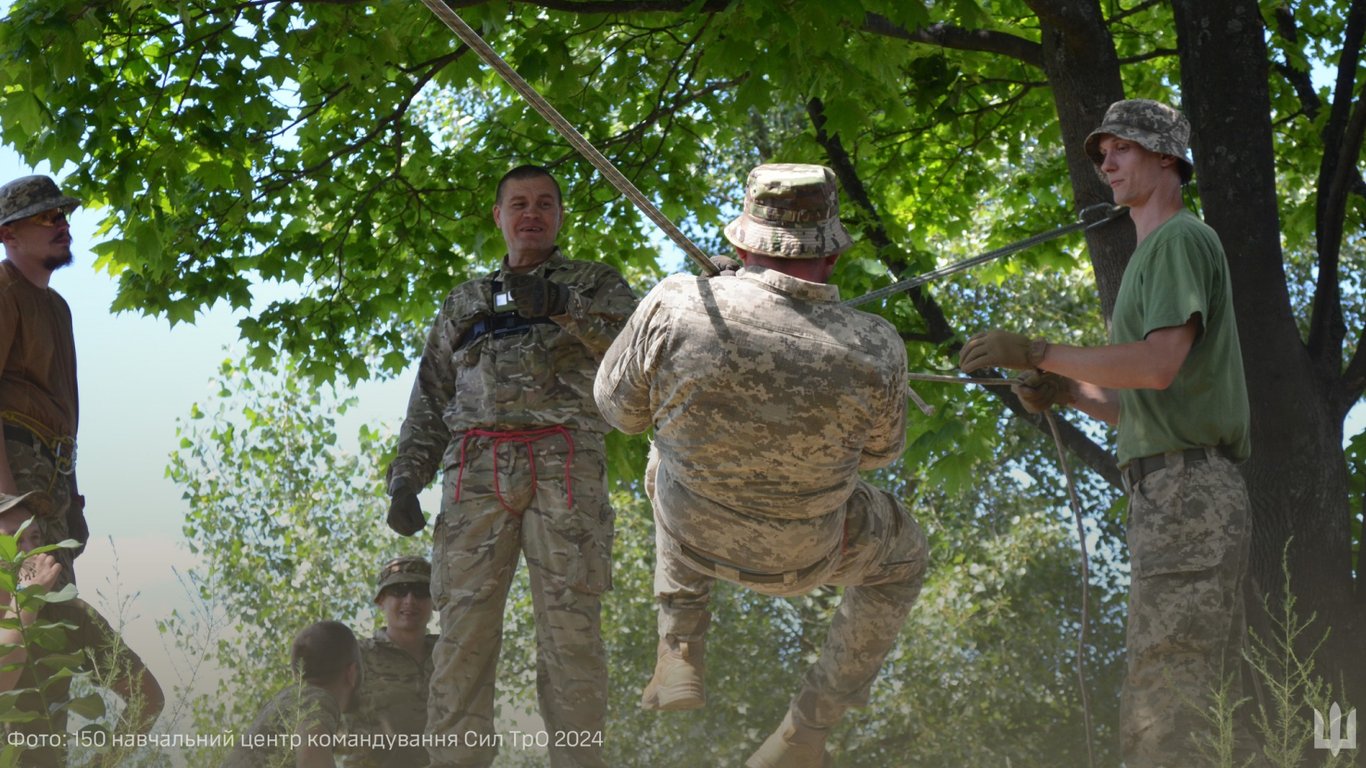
[382,583,430,600]
[22,209,70,228]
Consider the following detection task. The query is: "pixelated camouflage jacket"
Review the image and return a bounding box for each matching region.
[594,266,909,572]
[342,630,438,768]
[388,250,636,492]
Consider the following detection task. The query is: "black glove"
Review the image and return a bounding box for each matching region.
[386,493,426,536]
[707,253,742,277]
[503,272,569,318]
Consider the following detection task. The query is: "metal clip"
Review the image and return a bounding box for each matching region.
[53,437,76,475]
[1081,203,1128,230]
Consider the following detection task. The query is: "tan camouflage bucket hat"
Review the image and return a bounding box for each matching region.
[1084,99,1194,183]
[375,555,431,599]
[0,175,81,226]
[723,163,853,259]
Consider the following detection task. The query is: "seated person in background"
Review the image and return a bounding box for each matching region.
[0,490,164,768]
[345,556,437,767]
[222,620,361,768]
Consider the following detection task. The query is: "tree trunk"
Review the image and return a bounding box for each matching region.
[1026,0,1134,321]
[1170,0,1364,700]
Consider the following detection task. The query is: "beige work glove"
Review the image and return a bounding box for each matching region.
[959,330,1048,372]
[1011,370,1076,413]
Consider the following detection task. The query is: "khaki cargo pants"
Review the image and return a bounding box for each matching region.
[427,431,612,768]
[1121,452,1251,768]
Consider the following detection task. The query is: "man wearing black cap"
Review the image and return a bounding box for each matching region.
[960,99,1252,767]
[0,175,87,578]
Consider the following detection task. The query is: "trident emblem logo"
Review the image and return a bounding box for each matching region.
[1314,702,1358,756]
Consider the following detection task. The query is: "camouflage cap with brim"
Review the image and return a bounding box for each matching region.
[1084,99,1194,183]
[723,163,853,259]
[375,555,431,599]
[0,490,54,520]
[0,175,81,226]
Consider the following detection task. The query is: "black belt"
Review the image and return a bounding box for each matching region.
[3,423,76,474]
[1122,446,1220,490]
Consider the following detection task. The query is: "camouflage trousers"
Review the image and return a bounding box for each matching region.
[4,437,76,579]
[427,430,612,768]
[653,467,928,730]
[1121,450,1251,768]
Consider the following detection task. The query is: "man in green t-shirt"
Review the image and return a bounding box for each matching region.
[959,99,1252,768]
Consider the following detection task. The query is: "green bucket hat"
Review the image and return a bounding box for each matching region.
[0,175,81,226]
[375,555,431,600]
[723,163,853,259]
[1084,99,1194,184]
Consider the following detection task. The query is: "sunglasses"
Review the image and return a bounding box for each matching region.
[24,209,69,228]
[382,583,430,600]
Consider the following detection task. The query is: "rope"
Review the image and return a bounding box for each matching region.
[844,204,1126,308]
[908,372,1096,768]
[418,0,719,276]
[1046,409,1096,768]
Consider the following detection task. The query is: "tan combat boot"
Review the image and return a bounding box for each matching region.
[744,711,834,768]
[640,636,705,710]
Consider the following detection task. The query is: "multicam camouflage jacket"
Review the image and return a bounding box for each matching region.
[342,630,439,768]
[387,250,637,493]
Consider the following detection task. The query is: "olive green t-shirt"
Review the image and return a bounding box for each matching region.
[1110,210,1251,465]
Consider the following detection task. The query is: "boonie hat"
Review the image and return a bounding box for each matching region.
[723,163,853,259]
[375,555,431,600]
[1084,99,1194,184]
[0,490,53,520]
[0,175,81,226]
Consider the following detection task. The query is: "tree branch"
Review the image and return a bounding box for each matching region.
[1117,47,1178,65]
[1016,402,1122,488]
[1270,4,1323,118]
[477,0,732,11]
[807,97,957,344]
[861,13,1043,68]
[1107,0,1165,24]
[807,95,1118,488]
[1307,0,1366,364]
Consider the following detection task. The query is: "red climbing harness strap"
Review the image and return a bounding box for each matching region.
[452,426,576,515]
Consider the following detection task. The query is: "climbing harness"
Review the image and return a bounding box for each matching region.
[453,426,577,515]
[844,203,1126,308]
[1,410,76,477]
[418,0,719,276]
[907,372,1097,768]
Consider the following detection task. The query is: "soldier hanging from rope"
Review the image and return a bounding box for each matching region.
[595,163,929,768]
